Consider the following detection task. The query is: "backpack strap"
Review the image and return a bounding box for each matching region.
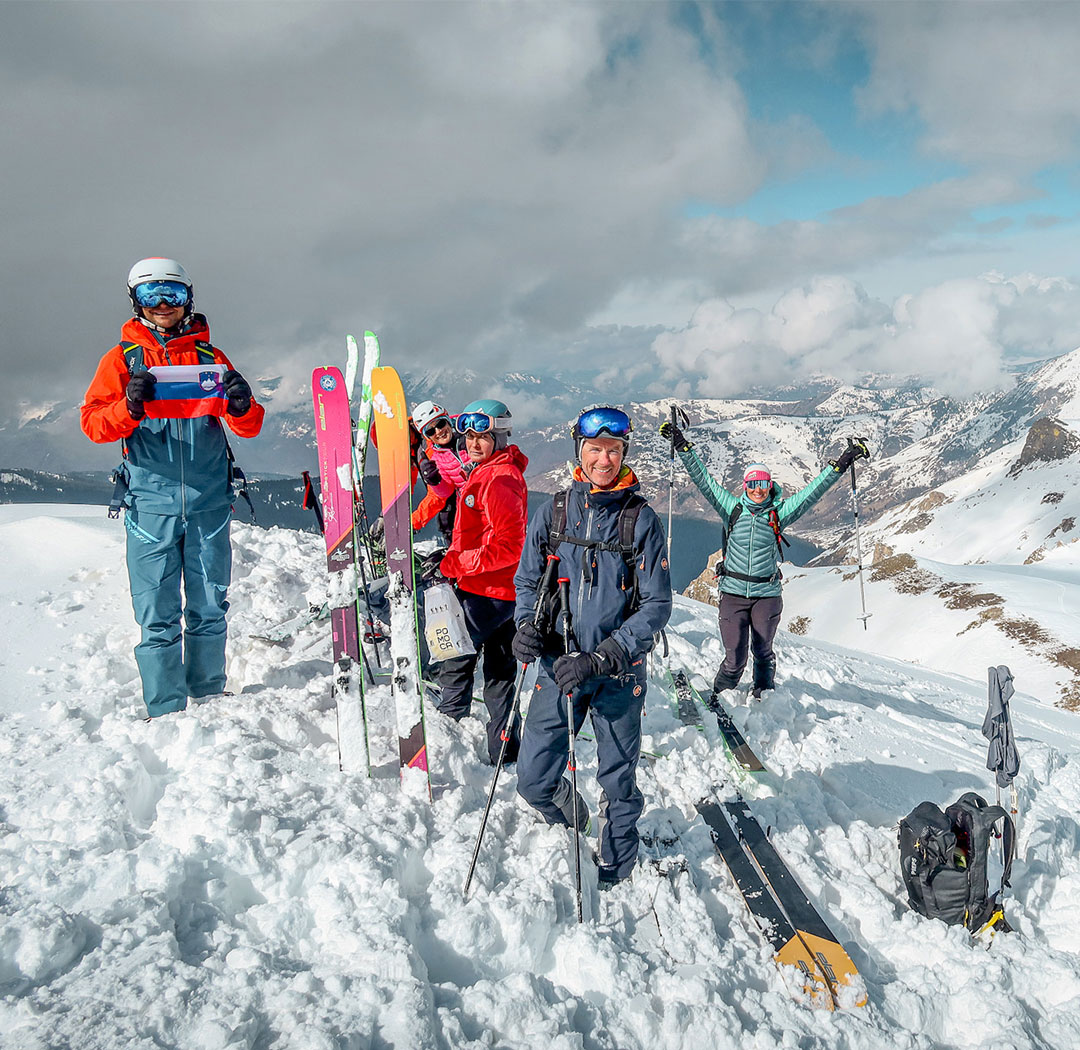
[768,507,791,556]
[723,503,743,558]
[545,488,647,609]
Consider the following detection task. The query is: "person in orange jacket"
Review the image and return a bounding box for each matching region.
[421,399,528,764]
[81,258,264,718]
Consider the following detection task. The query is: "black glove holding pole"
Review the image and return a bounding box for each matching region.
[659,419,692,452]
[552,637,628,695]
[832,437,870,474]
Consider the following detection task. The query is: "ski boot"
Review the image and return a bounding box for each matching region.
[750,658,776,700]
[707,666,742,710]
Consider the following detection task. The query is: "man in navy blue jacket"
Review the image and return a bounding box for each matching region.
[512,406,672,889]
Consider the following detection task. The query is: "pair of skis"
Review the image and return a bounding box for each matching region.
[312,337,428,789]
[664,665,863,1009]
[667,668,765,773]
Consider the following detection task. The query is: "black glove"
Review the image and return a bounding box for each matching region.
[223,369,252,417]
[512,620,544,664]
[417,549,447,583]
[553,637,628,694]
[659,419,692,452]
[832,438,870,473]
[125,371,157,420]
[418,456,442,487]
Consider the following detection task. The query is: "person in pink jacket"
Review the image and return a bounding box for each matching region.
[412,401,471,538]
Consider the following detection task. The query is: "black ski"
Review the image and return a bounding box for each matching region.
[696,798,835,1006]
[713,796,865,1008]
[668,669,704,727]
[669,666,765,772]
[710,695,765,772]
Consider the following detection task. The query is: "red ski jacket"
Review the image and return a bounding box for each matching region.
[440,445,528,602]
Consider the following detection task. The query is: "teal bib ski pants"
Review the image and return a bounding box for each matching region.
[125,506,232,717]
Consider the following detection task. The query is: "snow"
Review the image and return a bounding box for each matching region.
[1,505,1079,1048]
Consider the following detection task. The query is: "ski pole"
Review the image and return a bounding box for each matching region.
[301,470,325,534]
[557,576,584,924]
[846,437,871,630]
[667,404,677,564]
[463,554,561,900]
[665,404,689,565]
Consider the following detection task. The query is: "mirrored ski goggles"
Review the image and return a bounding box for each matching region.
[423,418,452,438]
[574,406,633,441]
[132,280,191,309]
[455,411,510,435]
[745,478,771,490]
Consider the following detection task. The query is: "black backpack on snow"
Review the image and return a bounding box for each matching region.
[898,791,1015,933]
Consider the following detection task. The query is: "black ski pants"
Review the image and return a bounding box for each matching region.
[434,590,518,764]
[715,592,782,689]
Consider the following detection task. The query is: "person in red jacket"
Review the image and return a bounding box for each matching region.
[81,258,264,718]
[424,398,528,764]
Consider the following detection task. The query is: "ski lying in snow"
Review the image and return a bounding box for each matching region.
[371,364,430,792]
[250,603,330,646]
[312,366,369,775]
[711,699,766,773]
[697,796,865,1010]
[668,667,765,772]
[668,669,704,727]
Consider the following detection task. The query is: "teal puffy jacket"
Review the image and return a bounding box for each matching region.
[678,447,842,597]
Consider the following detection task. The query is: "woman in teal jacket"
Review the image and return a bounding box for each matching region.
[660,419,868,700]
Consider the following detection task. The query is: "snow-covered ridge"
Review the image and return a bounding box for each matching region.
[1,507,1079,1048]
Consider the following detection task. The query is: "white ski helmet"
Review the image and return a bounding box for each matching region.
[127,257,195,322]
[412,400,450,434]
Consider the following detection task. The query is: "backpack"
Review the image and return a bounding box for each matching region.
[898,791,1015,933]
[109,341,255,521]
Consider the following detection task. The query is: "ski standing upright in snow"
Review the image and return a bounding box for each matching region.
[311,366,368,774]
[371,365,430,793]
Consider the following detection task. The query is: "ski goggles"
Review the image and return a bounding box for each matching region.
[423,418,452,438]
[573,406,633,441]
[132,280,191,309]
[455,411,510,435]
[745,479,771,491]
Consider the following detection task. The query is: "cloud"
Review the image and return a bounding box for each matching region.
[0,2,765,410]
[651,271,1080,398]
[856,4,1080,167]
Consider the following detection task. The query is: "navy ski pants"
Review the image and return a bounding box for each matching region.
[434,590,517,764]
[125,506,232,717]
[517,665,645,882]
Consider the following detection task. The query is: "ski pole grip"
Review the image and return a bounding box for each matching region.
[557,577,573,651]
[669,404,677,460]
[533,554,560,627]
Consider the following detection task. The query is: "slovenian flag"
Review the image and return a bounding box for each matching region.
[145,364,228,419]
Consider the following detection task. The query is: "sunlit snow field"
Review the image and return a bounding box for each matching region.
[0,506,1078,1049]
